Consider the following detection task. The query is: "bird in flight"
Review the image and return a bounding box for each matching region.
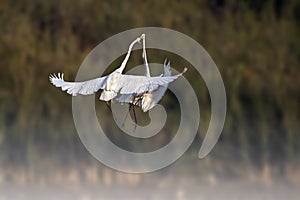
[49,34,187,115]
[115,34,173,127]
[115,34,173,113]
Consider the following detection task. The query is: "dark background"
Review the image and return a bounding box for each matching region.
[0,0,299,199]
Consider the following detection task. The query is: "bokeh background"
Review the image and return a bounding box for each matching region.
[0,0,299,199]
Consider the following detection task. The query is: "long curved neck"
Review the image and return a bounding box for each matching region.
[116,37,140,73]
[142,36,150,77]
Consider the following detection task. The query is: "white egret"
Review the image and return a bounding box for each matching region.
[49,34,143,101]
[116,34,173,112]
[114,34,174,128]
[49,34,187,104]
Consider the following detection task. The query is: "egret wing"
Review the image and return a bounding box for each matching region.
[118,67,187,94]
[49,73,108,96]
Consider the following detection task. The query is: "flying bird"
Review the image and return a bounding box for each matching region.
[49,34,142,101]
[114,34,174,128]
[49,34,187,105]
[115,34,172,112]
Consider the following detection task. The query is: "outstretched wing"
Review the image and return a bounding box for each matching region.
[118,67,187,94]
[49,73,108,96]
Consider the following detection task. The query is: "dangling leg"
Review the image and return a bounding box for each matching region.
[105,101,112,112]
[132,105,138,131]
[132,95,144,132]
[122,103,133,127]
[106,101,117,123]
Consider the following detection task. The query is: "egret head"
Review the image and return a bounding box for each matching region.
[138,33,145,43]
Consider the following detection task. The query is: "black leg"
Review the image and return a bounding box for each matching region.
[122,103,132,127]
[105,101,112,112]
[132,105,137,132]
[106,101,117,122]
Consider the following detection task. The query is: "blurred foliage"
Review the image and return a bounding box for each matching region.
[0,0,300,181]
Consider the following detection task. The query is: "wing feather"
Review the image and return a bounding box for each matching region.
[49,73,107,96]
[118,67,187,94]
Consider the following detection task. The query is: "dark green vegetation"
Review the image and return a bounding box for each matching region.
[0,0,299,185]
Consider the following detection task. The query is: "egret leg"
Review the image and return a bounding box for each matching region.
[122,103,133,127]
[106,101,117,122]
[132,105,138,132]
[105,101,112,112]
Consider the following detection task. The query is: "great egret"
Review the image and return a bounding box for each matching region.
[114,34,174,128]
[115,34,172,112]
[49,34,187,104]
[49,34,143,101]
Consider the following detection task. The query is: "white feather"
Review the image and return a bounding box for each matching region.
[49,73,107,96]
[118,68,186,94]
